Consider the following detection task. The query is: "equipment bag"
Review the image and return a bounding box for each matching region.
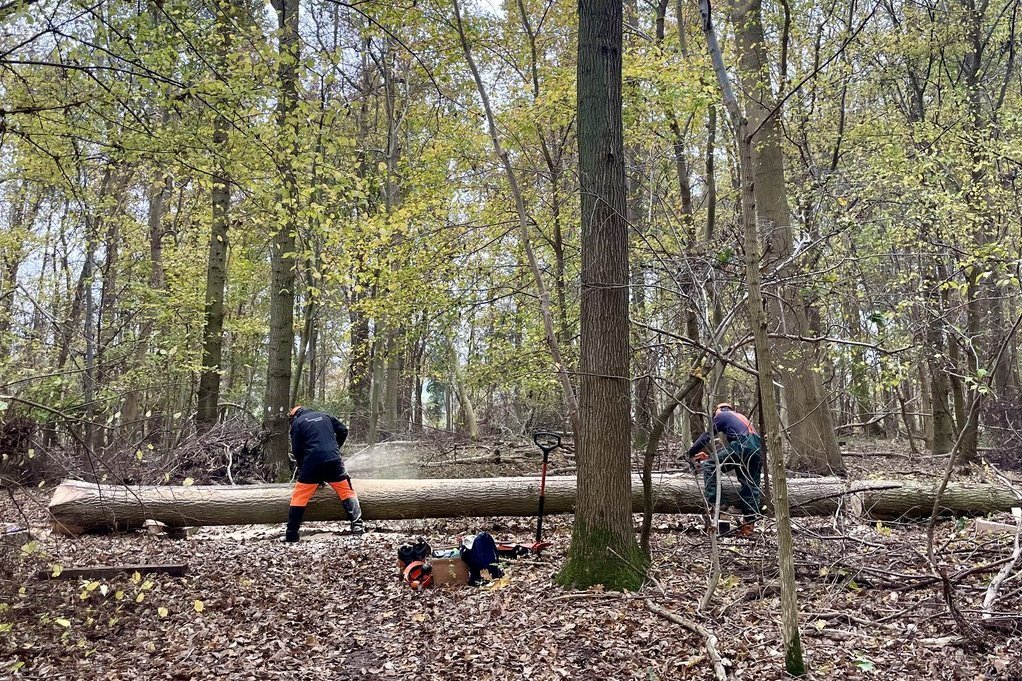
[459,531,504,586]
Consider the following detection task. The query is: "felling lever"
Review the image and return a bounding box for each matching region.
[533,431,560,544]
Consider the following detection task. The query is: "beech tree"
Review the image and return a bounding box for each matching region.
[559,0,646,591]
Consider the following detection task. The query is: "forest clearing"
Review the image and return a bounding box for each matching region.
[3,439,1022,680]
[4,0,1022,677]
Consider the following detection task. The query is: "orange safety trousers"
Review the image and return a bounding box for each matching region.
[290,477,357,507]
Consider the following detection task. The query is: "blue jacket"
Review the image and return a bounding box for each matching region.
[686,410,758,458]
[289,409,348,468]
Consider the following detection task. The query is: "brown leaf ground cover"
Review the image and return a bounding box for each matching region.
[3,439,1022,680]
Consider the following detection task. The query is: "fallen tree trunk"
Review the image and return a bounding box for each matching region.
[47,476,1020,535]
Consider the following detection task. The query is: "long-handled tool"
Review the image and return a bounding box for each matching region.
[532,431,560,543]
[496,431,561,558]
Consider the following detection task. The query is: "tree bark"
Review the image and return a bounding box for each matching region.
[347,305,372,441]
[48,476,1020,535]
[263,0,300,475]
[558,0,646,591]
[728,0,843,476]
[197,2,233,426]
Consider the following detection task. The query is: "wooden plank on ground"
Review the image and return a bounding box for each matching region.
[36,563,189,580]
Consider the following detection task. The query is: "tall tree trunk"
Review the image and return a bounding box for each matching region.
[197,4,233,426]
[95,169,132,402]
[368,340,384,444]
[348,305,372,441]
[728,0,843,475]
[263,0,300,476]
[450,336,479,441]
[383,334,401,433]
[0,187,38,346]
[291,289,316,407]
[291,245,320,406]
[412,334,424,433]
[147,173,170,292]
[83,214,97,456]
[924,261,955,454]
[559,0,646,591]
[701,1,806,673]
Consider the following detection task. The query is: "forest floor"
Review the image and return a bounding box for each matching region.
[2,437,1022,680]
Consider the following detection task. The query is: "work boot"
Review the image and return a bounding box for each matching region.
[283,505,305,543]
[342,497,365,536]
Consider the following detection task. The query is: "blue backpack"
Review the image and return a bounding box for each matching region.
[459,532,504,586]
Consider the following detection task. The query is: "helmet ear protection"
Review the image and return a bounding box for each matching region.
[403,561,433,589]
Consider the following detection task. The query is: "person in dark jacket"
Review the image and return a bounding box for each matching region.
[686,403,762,535]
[284,406,364,542]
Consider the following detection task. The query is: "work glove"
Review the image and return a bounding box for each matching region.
[688,451,709,472]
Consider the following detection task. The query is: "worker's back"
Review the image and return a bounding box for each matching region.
[713,409,757,441]
[290,409,347,466]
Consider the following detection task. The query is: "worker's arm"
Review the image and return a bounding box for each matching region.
[331,416,349,449]
[290,426,305,469]
[686,432,712,459]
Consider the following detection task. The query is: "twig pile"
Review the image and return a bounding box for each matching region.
[156,420,269,485]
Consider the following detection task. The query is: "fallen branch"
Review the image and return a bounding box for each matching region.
[646,601,726,681]
[982,509,1022,620]
[37,563,188,580]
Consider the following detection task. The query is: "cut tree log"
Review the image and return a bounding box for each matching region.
[46,476,1022,535]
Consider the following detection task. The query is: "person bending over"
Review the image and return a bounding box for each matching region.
[686,403,762,536]
[284,406,364,542]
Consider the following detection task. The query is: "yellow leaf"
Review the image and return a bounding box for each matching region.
[50,564,63,578]
[485,576,511,591]
[193,600,204,613]
[814,619,827,631]
[85,581,100,592]
[114,590,125,600]
[55,618,71,628]
[182,478,194,487]
[158,607,169,618]
[136,592,146,603]
[141,580,154,591]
